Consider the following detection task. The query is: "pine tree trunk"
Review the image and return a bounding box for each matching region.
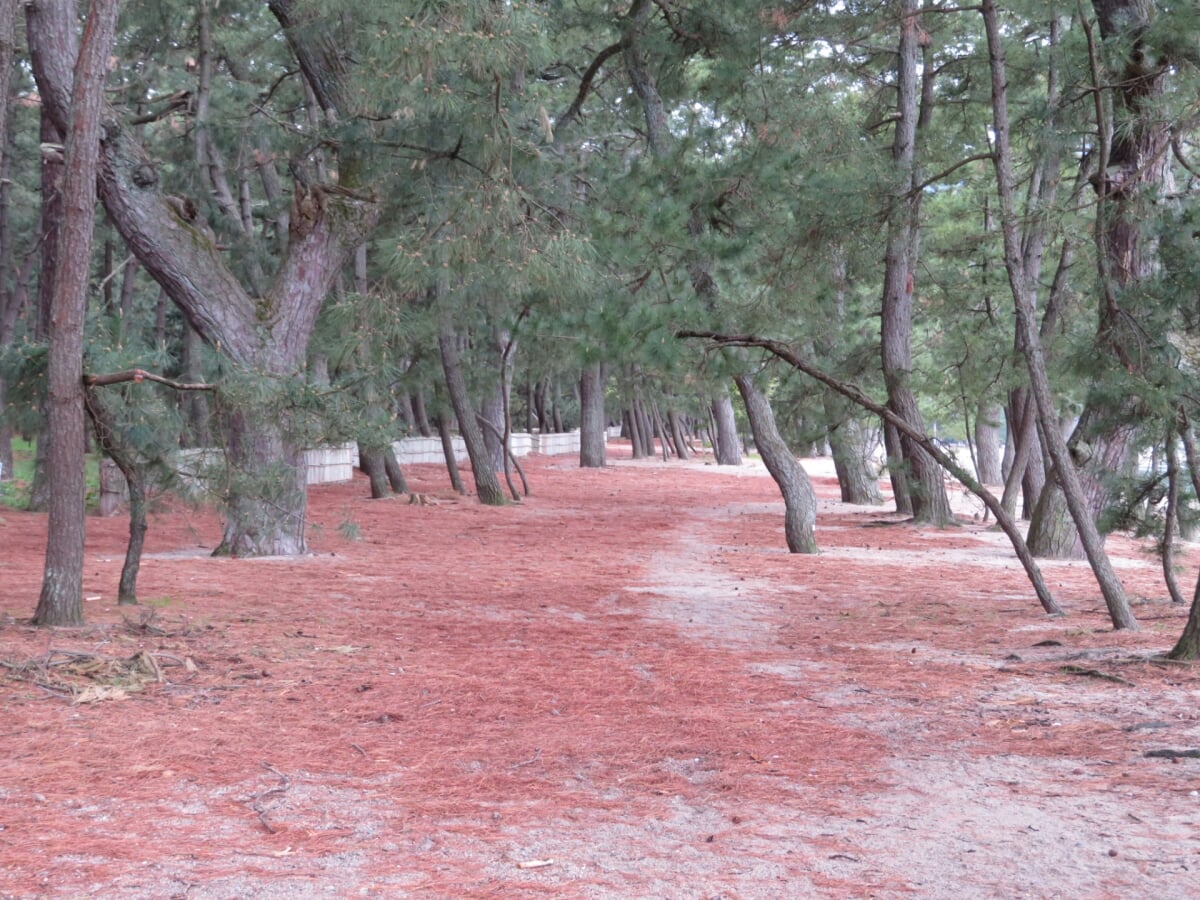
[357,442,390,500]
[34,0,120,626]
[974,404,1004,485]
[735,374,818,553]
[711,389,742,465]
[28,0,381,558]
[827,406,883,506]
[215,409,308,556]
[433,413,465,494]
[879,0,952,526]
[438,326,505,506]
[982,0,1136,630]
[579,362,607,468]
[383,446,408,494]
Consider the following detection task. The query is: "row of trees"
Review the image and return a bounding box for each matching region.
[2,1,1200,657]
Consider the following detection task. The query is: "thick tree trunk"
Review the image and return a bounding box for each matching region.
[883,420,912,515]
[826,404,883,506]
[711,389,742,465]
[180,320,211,447]
[438,326,505,506]
[974,404,1004,485]
[383,446,408,494]
[667,408,690,460]
[1026,1,1171,559]
[411,390,432,437]
[357,442,390,500]
[28,0,381,557]
[579,362,607,468]
[735,374,818,553]
[215,410,308,556]
[34,0,120,627]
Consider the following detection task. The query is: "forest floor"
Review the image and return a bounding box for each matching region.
[1,445,1199,899]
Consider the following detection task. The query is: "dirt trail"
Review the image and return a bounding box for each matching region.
[1,451,1198,898]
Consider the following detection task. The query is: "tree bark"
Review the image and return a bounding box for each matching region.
[34,0,121,627]
[710,390,742,465]
[826,403,883,506]
[735,374,818,553]
[438,324,505,506]
[981,0,1136,630]
[974,404,1004,485]
[27,0,381,557]
[579,362,607,468]
[357,442,390,500]
[880,0,953,526]
[433,412,466,494]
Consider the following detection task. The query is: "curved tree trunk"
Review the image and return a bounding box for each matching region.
[579,362,607,468]
[28,0,381,558]
[438,325,505,506]
[433,412,466,495]
[735,374,818,554]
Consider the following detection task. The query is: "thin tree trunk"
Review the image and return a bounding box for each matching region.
[433,412,465,494]
[27,109,63,513]
[84,386,147,605]
[735,374,818,553]
[438,325,505,506]
[34,0,121,627]
[1168,424,1200,658]
[981,0,1136,630]
[879,0,952,525]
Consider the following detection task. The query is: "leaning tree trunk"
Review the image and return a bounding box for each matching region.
[1026,0,1172,558]
[579,362,607,468]
[84,386,147,605]
[438,325,505,506]
[981,0,1136,630]
[33,0,120,627]
[735,374,818,554]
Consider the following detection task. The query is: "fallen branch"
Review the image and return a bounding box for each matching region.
[1060,665,1135,686]
[250,762,292,834]
[678,329,1062,617]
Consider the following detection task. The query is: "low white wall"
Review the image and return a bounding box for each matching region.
[393,436,466,465]
[533,430,581,456]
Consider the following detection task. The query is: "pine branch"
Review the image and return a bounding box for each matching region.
[84,369,216,391]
